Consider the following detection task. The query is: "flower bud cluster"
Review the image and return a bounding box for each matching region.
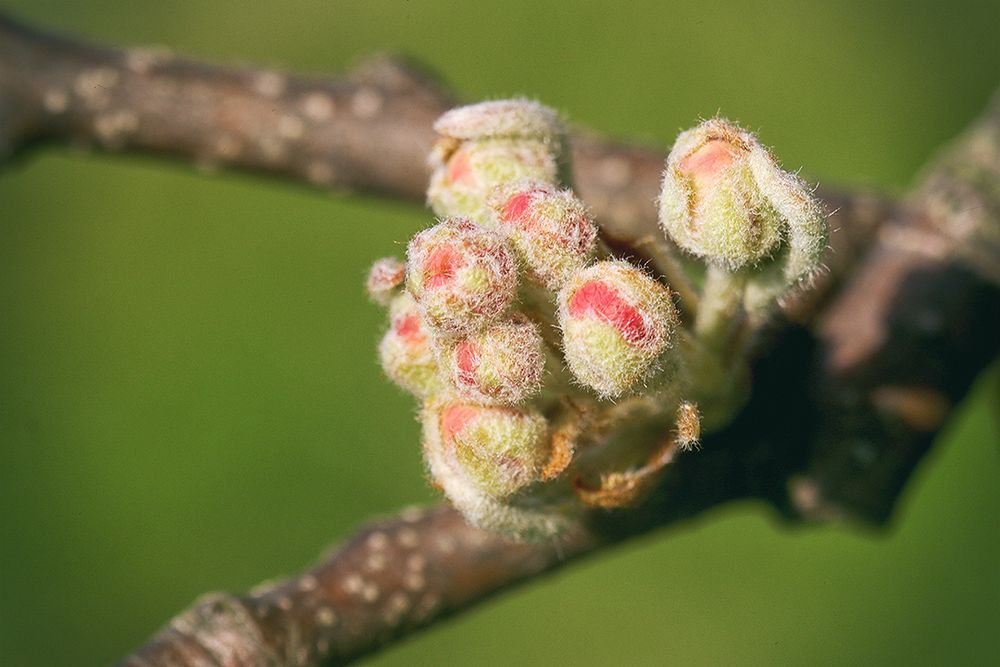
[368,100,691,540]
[367,103,828,541]
[401,212,557,536]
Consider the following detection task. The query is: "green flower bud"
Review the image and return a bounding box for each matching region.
[658,118,827,282]
[443,315,545,405]
[423,401,550,499]
[433,99,562,141]
[427,100,563,222]
[377,293,442,398]
[421,400,572,540]
[406,217,519,339]
[558,261,679,399]
[489,179,598,290]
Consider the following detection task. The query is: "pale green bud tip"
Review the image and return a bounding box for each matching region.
[558,261,678,398]
[427,141,559,222]
[425,401,550,499]
[658,117,826,277]
[433,99,562,143]
[427,100,563,221]
[406,217,518,338]
[421,401,568,540]
[445,316,545,405]
[366,256,405,305]
[378,293,442,398]
[489,179,598,290]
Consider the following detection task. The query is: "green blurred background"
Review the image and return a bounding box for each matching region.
[2,1,999,665]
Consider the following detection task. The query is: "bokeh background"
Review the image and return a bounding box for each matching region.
[2,1,999,665]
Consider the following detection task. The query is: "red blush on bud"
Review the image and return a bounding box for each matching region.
[446,151,473,184]
[442,404,479,443]
[569,281,651,345]
[424,245,463,288]
[455,340,480,382]
[679,139,737,190]
[394,313,424,343]
[501,190,545,230]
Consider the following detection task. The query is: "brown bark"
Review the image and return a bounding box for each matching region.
[2,13,998,667]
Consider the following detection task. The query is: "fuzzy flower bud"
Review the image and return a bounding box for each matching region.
[406,217,518,338]
[433,100,562,141]
[443,316,545,405]
[427,100,563,222]
[489,180,598,290]
[558,261,678,398]
[378,293,442,398]
[658,118,826,281]
[423,401,550,499]
[366,257,406,305]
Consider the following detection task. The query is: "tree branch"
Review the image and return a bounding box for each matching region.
[3,12,999,667]
[0,13,884,286]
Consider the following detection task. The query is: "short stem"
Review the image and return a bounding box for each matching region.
[694,264,746,345]
[686,266,755,429]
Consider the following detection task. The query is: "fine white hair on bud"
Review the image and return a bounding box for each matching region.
[427,100,564,222]
[489,179,598,290]
[421,399,574,540]
[423,400,551,499]
[658,117,827,282]
[746,144,828,285]
[442,315,546,405]
[364,99,837,540]
[406,217,519,339]
[433,99,562,142]
[365,256,406,305]
[558,261,679,399]
[377,293,442,398]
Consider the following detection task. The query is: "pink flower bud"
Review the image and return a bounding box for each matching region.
[406,217,518,338]
[443,316,545,405]
[377,294,442,398]
[558,261,679,398]
[423,400,550,499]
[489,180,598,290]
[427,100,563,222]
[365,257,405,305]
[659,118,826,281]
